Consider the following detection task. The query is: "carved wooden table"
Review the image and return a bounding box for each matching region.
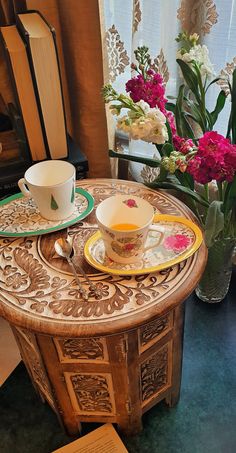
[0,179,207,436]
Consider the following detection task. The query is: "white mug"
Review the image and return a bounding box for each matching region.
[18,160,76,220]
[96,194,165,264]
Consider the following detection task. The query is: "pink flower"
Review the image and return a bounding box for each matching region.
[173,136,194,154]
[123,199,138,208]
[125,70,177,137]
[126,71,167,111]
[124,243,135,251]
[163,234,191,253]
[187,131,236,184]
[198,131,228,155]
[166,111,177,136]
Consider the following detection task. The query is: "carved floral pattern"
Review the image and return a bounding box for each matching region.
[0,181,198,324]
[177,0,218,35]
[141,345,169,402]
[106,25,130,82]
[56,338,105,360]
[139,314,171,348]
[70,374,113,413]
[15,327,56,409]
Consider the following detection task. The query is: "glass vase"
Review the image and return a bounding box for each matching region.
[195,238,236,303]
[129,139,160,183]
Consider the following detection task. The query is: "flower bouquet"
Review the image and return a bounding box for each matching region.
[103,33,236,303]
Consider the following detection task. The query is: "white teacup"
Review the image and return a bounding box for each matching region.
[96,194,164,264]
[18,160,75,220]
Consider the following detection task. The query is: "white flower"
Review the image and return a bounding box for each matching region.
[177,44,215,78]
[136,99,151,114]
[116,104,168,144]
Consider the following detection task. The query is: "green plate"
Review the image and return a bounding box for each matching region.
[0,188,94,237]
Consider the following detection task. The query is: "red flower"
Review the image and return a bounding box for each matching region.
[163,234,191,253]
[124,243,135,251]
[123,199,138,208]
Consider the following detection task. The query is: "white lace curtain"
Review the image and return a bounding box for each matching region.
[101,0,236,138]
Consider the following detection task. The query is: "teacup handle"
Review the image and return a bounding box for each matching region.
[143,225,165,253]
[18,178,31,198]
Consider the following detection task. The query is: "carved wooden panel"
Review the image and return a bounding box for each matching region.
[138,313,173,353]
[64,372,116,416]
[54,337,108,363]
[14,327,56,410]
[140,343,172,406]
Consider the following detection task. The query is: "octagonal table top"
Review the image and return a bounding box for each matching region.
[0,179,207,337]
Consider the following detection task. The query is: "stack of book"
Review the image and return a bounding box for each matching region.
[0,10,88,197]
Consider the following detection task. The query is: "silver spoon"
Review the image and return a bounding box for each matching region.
[54,237,88,300]
[54,237,101,299]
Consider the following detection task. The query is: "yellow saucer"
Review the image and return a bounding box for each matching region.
[84,214,203,276]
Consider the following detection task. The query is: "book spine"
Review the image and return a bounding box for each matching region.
[16,11,68,159]
[15,16,51,159]
[28,10,68,147]
[0,29,31,163]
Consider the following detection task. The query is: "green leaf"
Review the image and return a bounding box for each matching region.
[205,108,214,130]
[166,118,173,145]
[181,113,195,139]
[177,59,201,104]
[205,77,223,92]
[165,102,176,113]
[146,181,210,207]
[175,84,185,136]
[51,195,59,210]
[161,143,174,157]
[70,186,75,203]
[158,166,168,182]
[204,200,224,247]
[210,90,226,126]
[109,149,161,167]
[184,101,205,133]
[226,111,232,140]
[223,177,236,216]
[175,170,194,190]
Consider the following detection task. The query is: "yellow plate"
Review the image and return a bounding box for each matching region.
[84,214,203,276]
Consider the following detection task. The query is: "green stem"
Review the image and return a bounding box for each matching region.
[217,181,223,201]
[204,184,209,202]
[193,62,208,131]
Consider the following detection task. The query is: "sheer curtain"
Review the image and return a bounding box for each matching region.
[101,0,236,177]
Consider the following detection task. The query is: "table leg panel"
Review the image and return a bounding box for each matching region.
[37,334,81,436]
[165,303,185,407]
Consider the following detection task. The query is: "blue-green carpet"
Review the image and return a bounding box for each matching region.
[1,272,236,453]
